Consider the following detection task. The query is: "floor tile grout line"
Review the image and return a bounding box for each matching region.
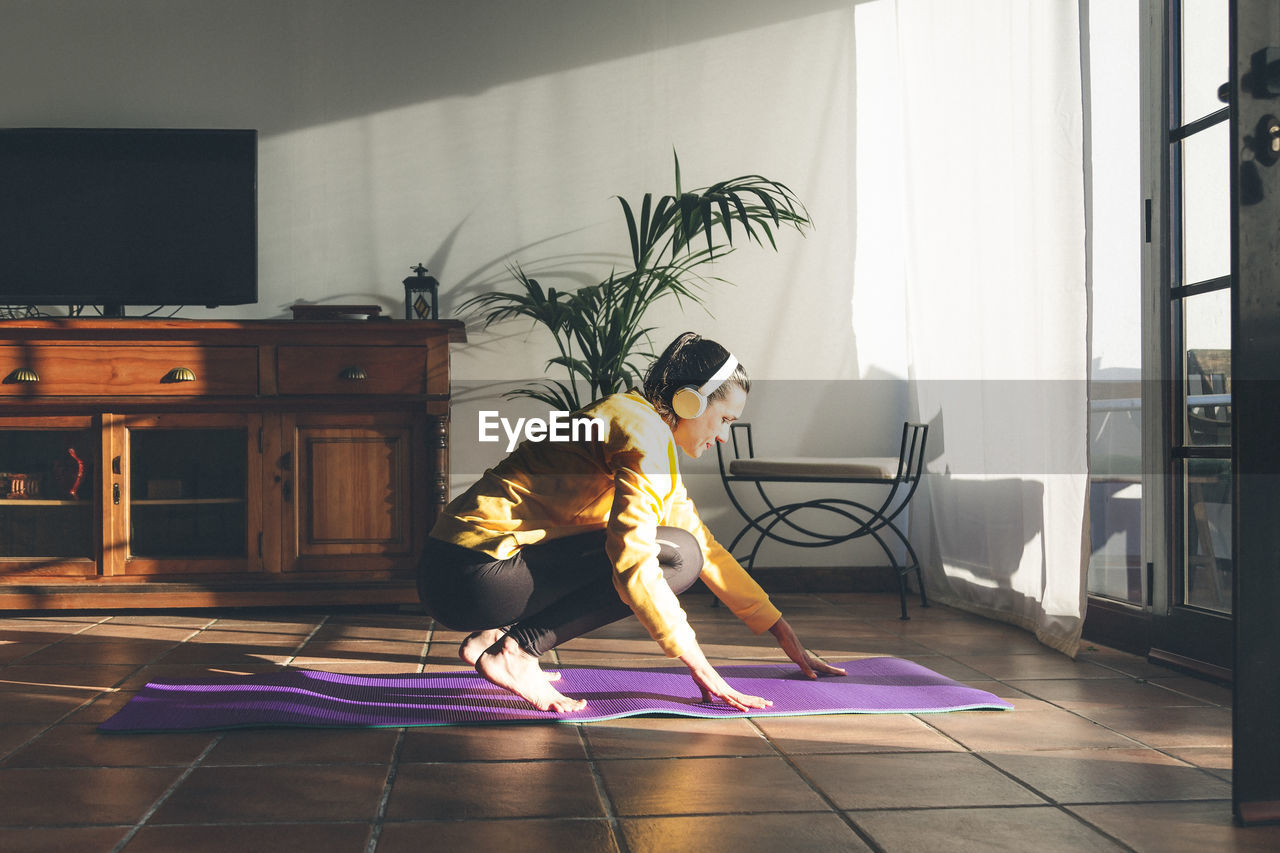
[908,707,1232,801]
[755,703,1142,853]
[906,634,1231,703]
[961,749,1142,853]
[744,716,886,853]
[121,815,619,829]
[0,711,87,765]
[534,808,877,822]
[0,641,165,765]
[280,613,331,667]
[577,723,630,853]
[910,696,1152,759]
[391,752,892,766]
[363,728,406,853]
[1,599,1240,846]
[0,667,124,760]
[906,712,984,753]
[1,613,121,669]
[1085,662,1231,707]
[782,600,1226,820]
[907,637,1232,847]
[71,611,330,744]
[990,683,1231,763]
[906,648,1193,754]
[833,798,1234,813]
[109,733,224,853]
[5,759,400,771]
[421,615,439,668]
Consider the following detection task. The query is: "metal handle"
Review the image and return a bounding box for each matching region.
[4,367,39,384]
[1256,114,1280,166]
[162,367,197,383]
[339,366,368,381]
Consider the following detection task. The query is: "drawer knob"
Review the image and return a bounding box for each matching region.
[339,366,368,381]
[4,367,40,384]
[162,367,197,383]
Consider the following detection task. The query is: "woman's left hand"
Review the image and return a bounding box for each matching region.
[769,617,847,679]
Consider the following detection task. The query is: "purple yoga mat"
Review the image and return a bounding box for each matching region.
[98,656,1011,732]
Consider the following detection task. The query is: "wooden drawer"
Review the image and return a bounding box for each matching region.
[0,345,258,397]
[276,346,428,395]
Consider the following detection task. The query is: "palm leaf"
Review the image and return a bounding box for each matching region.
[619,196,642,270]
[505,380,581,413]
[470,153,811,410]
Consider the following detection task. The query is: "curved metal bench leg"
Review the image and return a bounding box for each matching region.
[896,563,911,621]
[873,515,929,612]
[715,421,930,618]
[901,532,929,609]
[717,518,772,609]
[858,523,911,620]
[722,491,920,618]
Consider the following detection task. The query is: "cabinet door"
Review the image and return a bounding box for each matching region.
[279,412,425,574]
[108,413,265,577]
[0,416,98,577]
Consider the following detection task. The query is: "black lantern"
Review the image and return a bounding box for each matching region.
[403,263,440,320]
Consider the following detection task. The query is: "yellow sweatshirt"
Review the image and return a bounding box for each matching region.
[430,390,781,658]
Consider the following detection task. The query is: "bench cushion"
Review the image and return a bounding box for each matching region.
[729,456,901,481]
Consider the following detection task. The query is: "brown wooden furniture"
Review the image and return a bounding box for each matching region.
[0,318,465,609]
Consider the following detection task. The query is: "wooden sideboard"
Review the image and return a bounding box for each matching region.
[0,318,465,609]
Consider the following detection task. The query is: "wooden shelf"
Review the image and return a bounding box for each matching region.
[0,318,464,609]
[131,498,245,506]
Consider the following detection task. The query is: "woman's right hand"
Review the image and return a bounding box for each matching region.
[680,645,772,711]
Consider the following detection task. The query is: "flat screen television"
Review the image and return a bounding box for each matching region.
[0,128,257,316]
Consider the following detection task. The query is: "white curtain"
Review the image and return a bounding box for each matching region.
[856,0,1090,655]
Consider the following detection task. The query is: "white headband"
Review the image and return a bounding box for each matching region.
[698,354,739,397]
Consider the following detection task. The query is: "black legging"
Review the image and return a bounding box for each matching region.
[417,527,702,657]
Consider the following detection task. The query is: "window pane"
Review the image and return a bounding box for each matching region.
[1183,289,1231,446]
[1180,121,1230,284]
[129,428,247,558]
[1184,457,1231,613]
[1180,0,1228,124]
[0,429,94,559]
[1086,0,1142,604]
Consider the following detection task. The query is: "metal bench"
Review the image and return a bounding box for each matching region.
[716,421,929,619]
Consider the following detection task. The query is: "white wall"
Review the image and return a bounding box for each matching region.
[1,0,911,566]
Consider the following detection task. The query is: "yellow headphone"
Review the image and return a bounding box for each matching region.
[671,354,739,419]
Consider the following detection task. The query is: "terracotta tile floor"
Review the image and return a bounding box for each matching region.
[1,591,1277,852]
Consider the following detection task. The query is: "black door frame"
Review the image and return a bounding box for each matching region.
[1230,0,1280,826]
[1146,0,1235,676]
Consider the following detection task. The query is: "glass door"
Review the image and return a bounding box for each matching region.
[1151,0,1234,673]
[0,417,96,575]
[1086,0,1234,672]
[1086,0,1146,613]
[115,413,263,575]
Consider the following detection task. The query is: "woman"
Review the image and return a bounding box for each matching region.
[418,332,845,712]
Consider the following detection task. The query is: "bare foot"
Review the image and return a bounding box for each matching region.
[459,628,506,665]
[475,636,586,713]
[459,629,561,682]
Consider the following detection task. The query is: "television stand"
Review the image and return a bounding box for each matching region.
[0,317,465,610]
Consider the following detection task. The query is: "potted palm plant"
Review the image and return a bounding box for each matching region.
[461,154,811,411]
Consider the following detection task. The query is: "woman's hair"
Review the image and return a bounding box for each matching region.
[642,332,750,421]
